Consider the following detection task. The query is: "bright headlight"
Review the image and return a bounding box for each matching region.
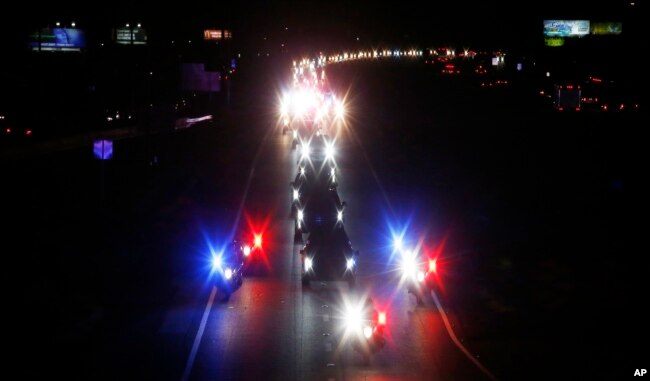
[304,257,313,271]
[243,245,251,257]
[325,144,335,159]
[224,268,233,280]
[401,251,418,278]
[293,189,299,201]
[363,326,373,339]
[301,144,310,158]
[292,130,298,139]
[346,258,354,270]
[337,210,344,222]
[297,210,304,221]
[344,306,363,331]
[336,102,345,118]
[417,271,425,283]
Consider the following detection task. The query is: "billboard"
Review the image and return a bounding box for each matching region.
[181,64,221,92]
[544,37,565,47]
[93,140,113,160]
[204,29,232,40]
[31,28,86,51]
[204,29,222,40]
[543,20,590,37]
[114,27,147,45]
[590,22,622,35]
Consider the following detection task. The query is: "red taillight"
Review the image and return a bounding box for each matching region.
[254,234,262,248]
[5,128,10,134]
[429,259,437,273]
[26,129,32,136]
[378,312,386,326]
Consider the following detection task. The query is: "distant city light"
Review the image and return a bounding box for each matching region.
[71,22,76,27]
[137,23,141,28]
[56,22,60,26]
[546,71,551,77]
[126,23,130,27]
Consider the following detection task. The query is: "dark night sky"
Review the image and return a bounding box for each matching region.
[0,0,640,52]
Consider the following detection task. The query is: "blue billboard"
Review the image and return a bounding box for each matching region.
[93,140,113,160]
[543,20,590,37]
[31,28,86,51]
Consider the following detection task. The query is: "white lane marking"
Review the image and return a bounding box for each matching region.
[323,314,330,322]
[430,289,498,381]
[181,286,217,381]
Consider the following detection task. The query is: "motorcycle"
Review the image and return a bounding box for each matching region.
[399,248,435,305]
[343,297,387,364]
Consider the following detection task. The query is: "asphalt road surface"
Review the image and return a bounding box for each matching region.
[3,60,645,380]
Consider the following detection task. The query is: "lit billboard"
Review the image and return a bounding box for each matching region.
[30,28,86,51]
[544,37,565,47]
[590,22,622,35]
[204,29,222,40]
[204,29,232,40]
[543,20,590,37]
[114,27,147,45]
[93,140,113,160]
